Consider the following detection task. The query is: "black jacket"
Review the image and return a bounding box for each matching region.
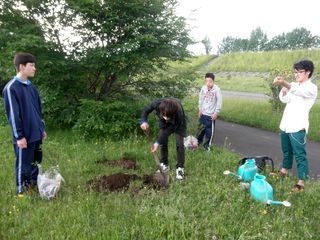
[140,98,187,144]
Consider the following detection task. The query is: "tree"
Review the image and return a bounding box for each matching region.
[218,36,236,54]
[50,0,192,100]
[201,35,212,55]
[0,0,192,100]
[247,27,268,51]
[285,27,315,49]
[0,0,193,132]
[218,36,248,54]
[264,33,287,51]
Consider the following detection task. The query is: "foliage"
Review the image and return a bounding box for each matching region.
[264,33,288,51]
[201,35,212,55]
[247,27,268,51]
[218,27,320,54]
[265,69,292,112]
[71,98,142,139]
[0,98,7,126]
[0,0,193,134]
[16,0,192,100]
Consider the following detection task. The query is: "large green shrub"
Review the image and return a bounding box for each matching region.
[72,98,158,139]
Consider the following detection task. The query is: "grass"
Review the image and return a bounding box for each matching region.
[1,100,320,239]
[209,49,320,73]
[193,72,268,94]
[168,55,216,72]
[216,97,320,142]
[215,75,269,94]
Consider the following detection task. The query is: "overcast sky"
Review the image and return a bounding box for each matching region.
[176,0,320,55]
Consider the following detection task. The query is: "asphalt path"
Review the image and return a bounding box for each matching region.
[213,117,320,180]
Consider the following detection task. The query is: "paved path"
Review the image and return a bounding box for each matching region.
[222,90,270,100]
[214,120,320,179]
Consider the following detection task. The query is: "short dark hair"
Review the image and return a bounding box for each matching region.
[159,98,181,119]
[14,52,36,72]
[205,72,215,80]
[293,59,314,78]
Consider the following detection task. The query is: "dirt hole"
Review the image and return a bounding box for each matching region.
[87,173,166,193]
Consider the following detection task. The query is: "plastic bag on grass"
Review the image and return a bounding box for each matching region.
[37,165,64,200]
[183,135,198,150]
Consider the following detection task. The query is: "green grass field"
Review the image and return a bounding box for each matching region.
[1,100,320,239]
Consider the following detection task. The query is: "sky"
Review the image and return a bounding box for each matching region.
[176,0,320,55]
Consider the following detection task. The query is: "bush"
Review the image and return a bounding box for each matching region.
[72,98,154,139]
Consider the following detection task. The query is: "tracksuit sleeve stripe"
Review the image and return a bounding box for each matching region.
[6,80,19,138]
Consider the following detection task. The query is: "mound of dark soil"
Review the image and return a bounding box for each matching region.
[87,173,139,192]
[96,158,137,169]
[87,172,168,193]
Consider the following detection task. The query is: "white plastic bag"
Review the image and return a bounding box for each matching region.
[183,135,198,150]
[37,165,64,200]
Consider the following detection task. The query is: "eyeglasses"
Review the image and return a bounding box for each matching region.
[293,70,306,74]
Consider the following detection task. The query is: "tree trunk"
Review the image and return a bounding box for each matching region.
[97,74,117,100]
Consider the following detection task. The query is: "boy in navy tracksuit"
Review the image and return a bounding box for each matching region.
[140,98,187,180]
[2,52,46,196]
[197,72,222,151]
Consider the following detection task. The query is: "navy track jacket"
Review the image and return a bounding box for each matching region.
[2,76,45,144]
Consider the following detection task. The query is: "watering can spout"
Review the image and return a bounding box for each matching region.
[223,170,242,180]
[267,200,291,207]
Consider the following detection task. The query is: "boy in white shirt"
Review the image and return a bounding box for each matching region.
[197,73,222,151]
[273,59,317,192]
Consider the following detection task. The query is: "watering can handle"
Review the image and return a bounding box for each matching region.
[266,157,275,172]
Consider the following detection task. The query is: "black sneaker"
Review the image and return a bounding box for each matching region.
[203,145,211,151]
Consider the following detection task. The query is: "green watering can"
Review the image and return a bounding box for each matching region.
[250,173,291,207]
[224,158,258,182]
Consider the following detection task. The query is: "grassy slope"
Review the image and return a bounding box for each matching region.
[207,49,320,72]
[198,49,320,142]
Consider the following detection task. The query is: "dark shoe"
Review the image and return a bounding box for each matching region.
[279,170,288,178]
[203,145,211,151]
[292,184,304,193]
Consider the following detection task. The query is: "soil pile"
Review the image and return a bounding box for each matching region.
[88,157,169,193]
[87,173,139,192]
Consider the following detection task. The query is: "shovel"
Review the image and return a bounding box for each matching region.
[143,129,169,188]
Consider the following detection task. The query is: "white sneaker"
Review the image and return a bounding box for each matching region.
[159,163,169,173]
[176,167,185,180]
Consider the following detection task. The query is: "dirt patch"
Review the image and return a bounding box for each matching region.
[87,173,139,192]
[96,158,137,170]
[87,172,167,193]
